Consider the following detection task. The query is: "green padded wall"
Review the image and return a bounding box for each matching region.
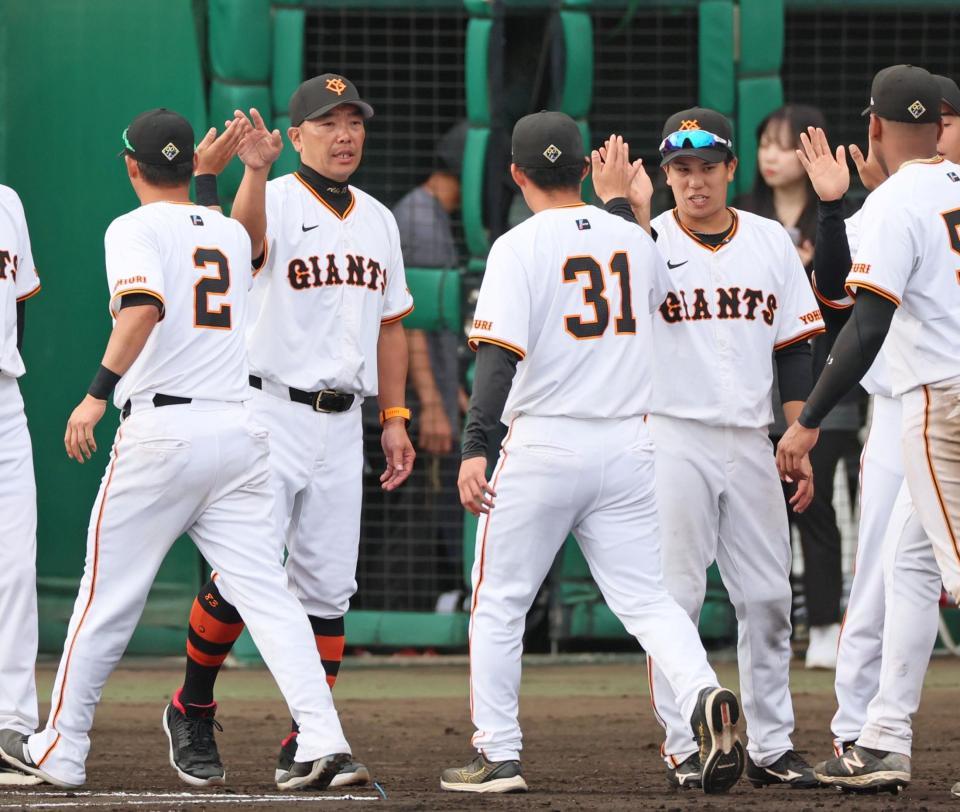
[1,0,208,653]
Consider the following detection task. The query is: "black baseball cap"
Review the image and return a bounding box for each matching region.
[511,111,584,169]
[120,108,194,166]
[935,74,960,115]
[861,65,941,124]
[289,74,374,126]
[659,107,734,166]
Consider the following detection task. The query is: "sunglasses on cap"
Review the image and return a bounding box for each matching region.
[659,129,733,154]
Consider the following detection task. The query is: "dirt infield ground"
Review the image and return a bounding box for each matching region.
[1,656,959,810]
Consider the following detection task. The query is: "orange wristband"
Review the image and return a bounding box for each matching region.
[379,407,411,425]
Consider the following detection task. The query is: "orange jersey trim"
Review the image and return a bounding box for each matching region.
[109,288,165,313]
[774,325,826,351]
[672,207,739,253]
[381,303,414,325]
[16,282,41,303]
[40,429,125,766]
[553,201,587,209]
[467,335,526,360]
[922,385,960,568]
[252,236,269,277]
[294,173,356,221]
[468,418,516,724]
[845,279,902,307]
[812,278,853,311]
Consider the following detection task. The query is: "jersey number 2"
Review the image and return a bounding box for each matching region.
[944,208,960,285]
[563,252,635,339]
[194,247,232,330]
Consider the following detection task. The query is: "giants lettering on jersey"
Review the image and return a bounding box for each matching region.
[659,286,778,325]
[286,252,387,294]
[0,250,20,281]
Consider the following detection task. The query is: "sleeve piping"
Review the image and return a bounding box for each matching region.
[381,302,415,325]
[845,279,902,307]
[109,288,165,316]
[468,335,526,360]
[252,236,269,276]
[811,272,853,310]
[16,282,41,303]
[773,325,826,351]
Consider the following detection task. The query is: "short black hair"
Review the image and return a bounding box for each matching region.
[136,160,194,188]
[518,161,586,192]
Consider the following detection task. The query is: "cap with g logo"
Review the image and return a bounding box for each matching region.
[511,111,584,169]
[120,108,194,166]
[289,74,375,127]
[862,65,941,124]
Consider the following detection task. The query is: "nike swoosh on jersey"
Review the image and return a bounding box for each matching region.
[301,224,319,232]
[667,260,688,269]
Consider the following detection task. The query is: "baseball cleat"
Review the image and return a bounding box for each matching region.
[276,752,352,791]
[690,686,745,794]
[440,755,528,793]
[834,739,857,757]
[274,730,369,787]
[747,750,820,788]
[162,690,226,787]
[666,752,702,790]
[0,761,43,786]
[814,745,910,793]
[0,729,74,788]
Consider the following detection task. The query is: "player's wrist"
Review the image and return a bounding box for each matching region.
[380,406,411,426]
[87,364,121,401]
[194,174,221,207]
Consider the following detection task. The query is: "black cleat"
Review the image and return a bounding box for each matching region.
[162,690,225,787]
[814,745,910,793]
[440,755,529,793]
[666,752,702,790]
[276,752,352,790]
[747,750,820,788]
[690,687,745,794]
[274,730,369,787]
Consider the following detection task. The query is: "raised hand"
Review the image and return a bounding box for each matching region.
[195,113,249,176]
[796,126,849,202]
[237,107,283,171]
[591,134,640,203]
[849,143,887,192]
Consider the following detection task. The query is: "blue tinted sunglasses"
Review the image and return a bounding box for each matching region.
[659,129,732,154]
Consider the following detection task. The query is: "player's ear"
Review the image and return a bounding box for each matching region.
[579,157,590,183]
[869,114,882,143]
[725,156,738,182]
[288,126,302,153]
[662,164,673,188]
[509,163,526,188]
[124,155,139,181]
[192,153,200,173]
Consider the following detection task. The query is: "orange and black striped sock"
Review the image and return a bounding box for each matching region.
[180,580,245,706]
[309,615,345,690]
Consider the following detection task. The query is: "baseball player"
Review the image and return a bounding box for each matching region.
[442,113,745,795]
[0,109,354,791]
[0,184,41,787]
[164,74,414,788]
[639,107,824,789]
[784,66,960,789]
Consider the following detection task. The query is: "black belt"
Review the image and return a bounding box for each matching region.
[249,375,355,413]
[121,393,192,419]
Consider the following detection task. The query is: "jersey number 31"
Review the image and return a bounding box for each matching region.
[563,252,635,339]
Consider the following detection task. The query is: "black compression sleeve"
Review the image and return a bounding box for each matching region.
[814,198,851,302]
[16,300,24,352]
[775,340,813,404]
[799,289,896,428]
[119,292,163,311]
[194,174,220,208]
[603,197,637,225]
[461,343,521,460]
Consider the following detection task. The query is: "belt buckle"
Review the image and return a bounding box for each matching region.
[313,389,336,413]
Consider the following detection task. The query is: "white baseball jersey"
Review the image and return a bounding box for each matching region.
[105,202,252,408]
[247,174,414,395]
[0,186,40,378]
[846,157,960,395]
[467,203,670,423]
[649,208,825,428]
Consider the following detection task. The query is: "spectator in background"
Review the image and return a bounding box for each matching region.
[391,122,469,607]
[739,105,865,669]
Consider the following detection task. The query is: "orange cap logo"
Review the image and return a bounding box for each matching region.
[326,77,347,96]
[678,119,700,131]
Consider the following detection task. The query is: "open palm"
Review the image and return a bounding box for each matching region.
[237,108,283,170]
[796,126,849,202]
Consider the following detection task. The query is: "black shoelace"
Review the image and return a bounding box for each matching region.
[182,716,223,755]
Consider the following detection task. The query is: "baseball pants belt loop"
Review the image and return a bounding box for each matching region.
[248,374,355,413]
[120,393,193,420]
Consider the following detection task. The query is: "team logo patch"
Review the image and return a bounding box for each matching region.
[326,77,347,96]
[576,218,591,230]
[543,144,562,163]
[161,142,180,162]
[678,119,700,131]
[908,100,926,119]
[190,214,204,226]
[948,171,960,183]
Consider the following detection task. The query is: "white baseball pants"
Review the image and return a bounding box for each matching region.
[469,414,718,762]
[0,375,39,736]
[648,415,794,768]
[26,401,349,787]
[247,384,363,619]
